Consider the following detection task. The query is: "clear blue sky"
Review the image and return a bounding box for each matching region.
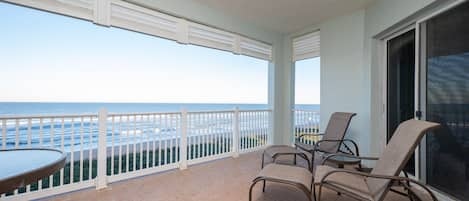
[295,58,320,104]
[0,2,320,104]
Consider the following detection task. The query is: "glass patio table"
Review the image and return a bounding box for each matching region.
[0,148,66,194]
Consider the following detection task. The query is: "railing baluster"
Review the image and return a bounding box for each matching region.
[164,114,168,165]
[187,114,192,160]
[139,115,143,170]
[111,116,115,175]
[158,114,162,166]
[70,118,75,184]
[146,115,150,169]
[88,116,93,180]
[133,114,137,171]
[60,117,64,186]
[126,115,130,173]
[197,114,200,157]
[152,114,157,168]
[49,117,54,188]
[79,117,84,182]
[38,118,44,190]
[118,116,123,174]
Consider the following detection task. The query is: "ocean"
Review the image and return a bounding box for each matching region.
[0,102,319,115]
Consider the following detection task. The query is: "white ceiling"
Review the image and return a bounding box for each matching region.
[190,0,375,34]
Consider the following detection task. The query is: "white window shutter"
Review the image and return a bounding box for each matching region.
[4,0,273,61]
[109,1,179,41]
[187,22,236,52]
[292,31,320,61]
[94,0,110,26]
[239,37,272,61]
[4,0,94,21]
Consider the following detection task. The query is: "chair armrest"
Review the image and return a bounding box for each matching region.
[297,133,324,140]
[319,169,438,201]
[320,153,379,165]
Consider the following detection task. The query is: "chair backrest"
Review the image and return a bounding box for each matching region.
[366,119,440,201]
[319,112,356,152]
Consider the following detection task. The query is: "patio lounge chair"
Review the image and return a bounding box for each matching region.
[315,119,440,201]
[262,112,357,171]
[249,119,439,201]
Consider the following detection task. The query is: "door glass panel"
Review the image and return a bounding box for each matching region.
[425,2,469,199]
[387,29,415,174]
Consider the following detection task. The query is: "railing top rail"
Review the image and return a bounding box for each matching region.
[0,109,273,120]
[292,109,320,112]
[238,109,272,112]
[108,111,182,116]
[0,113,98,120]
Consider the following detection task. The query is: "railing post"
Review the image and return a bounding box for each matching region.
[96,108,108,190]
[180,108,188,170]
[232,107,240,158]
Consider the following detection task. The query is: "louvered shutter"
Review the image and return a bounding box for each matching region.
[4,0,273,61]
[5,0,94,21]
[109,1,179,41]
[292,31,320,61]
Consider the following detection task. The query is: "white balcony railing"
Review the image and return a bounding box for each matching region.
[293,110,320,145]
[0,108,273,200]
[0,108,319,200]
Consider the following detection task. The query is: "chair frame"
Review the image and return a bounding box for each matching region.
[316,153,439,201]
[261,137,361,171]
[261,112,357,170]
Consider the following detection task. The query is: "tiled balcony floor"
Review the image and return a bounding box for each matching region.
[43,151,409,201]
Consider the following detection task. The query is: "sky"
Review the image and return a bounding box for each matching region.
[0,2,320,104]
[295,58,320,104]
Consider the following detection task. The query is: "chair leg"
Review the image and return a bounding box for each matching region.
[294,154,297,165]
[261,151,265,169]
[317,184,323,201]
[262,180,266,192]
[313,184,317,201]
[249,179,262,201]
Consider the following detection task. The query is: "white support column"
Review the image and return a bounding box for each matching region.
[180,108,188,170]
[232,107,240,158]
[269,36,295,146]
[96,108,108,190]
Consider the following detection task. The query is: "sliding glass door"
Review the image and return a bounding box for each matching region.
[387,29,416,175]
[420,1,469,199]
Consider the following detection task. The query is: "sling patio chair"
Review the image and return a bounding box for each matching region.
[248,119,439,201]
[314,119,440,201]
[261,112,357,171]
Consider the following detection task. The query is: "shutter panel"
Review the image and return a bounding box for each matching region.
[187,22,236,52]
[239,37,272,60]
[5,0,94,21]
[292,31,320,61]
[109,1,179,41]
[4,0,273,61]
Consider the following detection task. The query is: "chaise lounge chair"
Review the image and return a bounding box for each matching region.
[249,119,440,201]
[262,112,357,171]
[314,119,440,201]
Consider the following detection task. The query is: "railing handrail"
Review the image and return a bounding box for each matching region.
[0,113,98,120]
[292,109,319,113]
[0,109,274,119]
